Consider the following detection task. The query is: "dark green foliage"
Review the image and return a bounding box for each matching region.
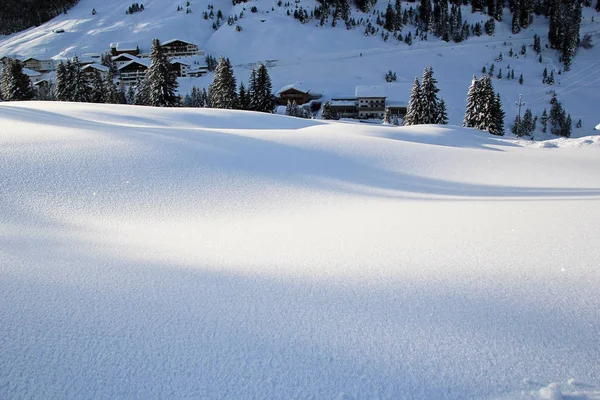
[0,59,35,101]
[209,57,238,109]
[385,70,397,82]
[135,39,179,107]
[463,75,504,135]
[0,0,79,35]
[541,108,548,132]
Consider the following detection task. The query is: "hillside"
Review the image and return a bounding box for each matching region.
[1,0,599,131]
[1,101,600,399]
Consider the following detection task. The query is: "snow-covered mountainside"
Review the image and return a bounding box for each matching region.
[0,0,599,131]
[1,101,600,399]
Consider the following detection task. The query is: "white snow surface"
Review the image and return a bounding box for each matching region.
[1,102,600,399]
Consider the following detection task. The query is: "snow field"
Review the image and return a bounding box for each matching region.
[1,102,600,399]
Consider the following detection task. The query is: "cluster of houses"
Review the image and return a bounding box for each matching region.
[1,39,207,87]
[277,83,408,119]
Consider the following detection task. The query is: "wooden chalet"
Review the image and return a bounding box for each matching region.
[169,60,190,77]
[355,85,386,119]
[118,59,149,83]
[22,57,55,72]
[111,54,139,70]
[276,83,317,106]
[160,39,203,58]
[82,63,109,80]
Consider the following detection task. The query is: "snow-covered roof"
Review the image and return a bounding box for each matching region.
[110,42,138,51]
[82,63,110,72]
[170,59,190,66]
[595,123,600,130]
[161,38,196,46]
[22,68,41,77]
[355,85,387,98]
[81,53,101,58]
[118,59,150,70]
[21,57,53,63]
[112,53,139,62]
[277,83,310,95]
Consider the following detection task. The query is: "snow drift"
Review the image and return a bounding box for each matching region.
[1,102,600,399]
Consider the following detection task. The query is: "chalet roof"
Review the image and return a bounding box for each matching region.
[161,38,196,46]
[22,68,42,77]
[110,42,138,51]
[22,57,53,63]
[112,53,139,62]
[82,63,110,72]
[355,85,387,98]
[170,59,190,66]
[277,83,310,95]
[118,59,150,70]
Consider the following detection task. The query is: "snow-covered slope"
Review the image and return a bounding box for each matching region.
[1,102,600,399]
[1,0,600,131]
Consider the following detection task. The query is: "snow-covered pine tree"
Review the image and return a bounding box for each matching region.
[285,99,295,116]
[254,64,275,113]
[91,70,105,103]
[209,57,238,109]
[247,67,257,110]
[404,76,423,125]
[382,107,391,124]
[70,58,90,102]
[103,69,120,104]
[436,98,448,124]
[420,66,440,124]
[463,76,479,128]
[549,93,565,136]
[137,39,179,107]
[0,59,35,101]
[54,61,69,101]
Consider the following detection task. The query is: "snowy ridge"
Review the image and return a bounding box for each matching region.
[1,102,600,399]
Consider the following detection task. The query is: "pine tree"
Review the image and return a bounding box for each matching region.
[576,119,582,128]
[91,70,105,103]
[512,0,521,34]
[286,99,295,116]
[541,108,548,133]
[563,113,572,137]
[54,61,69,101]
[542,67,548,83]
[209,57,238,109]
[382,107,391,124]
[519,73,523,84]
[0,59,35,101]
[420,66,441,124]
[463,76,479,128]
[253,64,275,113]
[488,93,505,136]
[404,76,423,125]
[238,82,250,110]
[70,58,90,102]
[136,39,179,106]
[436,98,449,124]
[247,67,257,110]
[103,69,120,104]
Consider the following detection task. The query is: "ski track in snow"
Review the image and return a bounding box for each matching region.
[1,102,600,399]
